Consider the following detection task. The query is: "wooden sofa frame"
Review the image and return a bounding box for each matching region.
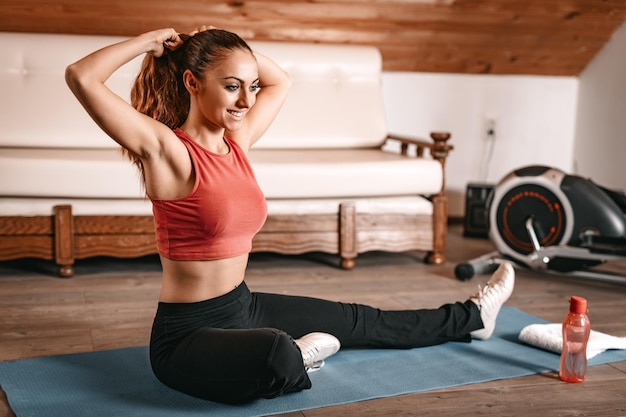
[0,133,452,277]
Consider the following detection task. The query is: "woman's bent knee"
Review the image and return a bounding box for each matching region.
[150,328,311,404]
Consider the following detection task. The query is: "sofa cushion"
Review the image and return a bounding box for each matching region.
[0,33,387,150]
[0,33,139,149]
[250,41,388,149]
[0,148,145,198]
[0,147,442,200]
[250,149,442,198]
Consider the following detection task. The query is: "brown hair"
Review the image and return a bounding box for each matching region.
[126,29,253,173]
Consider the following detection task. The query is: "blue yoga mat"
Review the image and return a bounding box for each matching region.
[1,307,625,417]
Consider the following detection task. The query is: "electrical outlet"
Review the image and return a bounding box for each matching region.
[485,117,496,139]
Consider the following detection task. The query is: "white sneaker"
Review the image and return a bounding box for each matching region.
[295,332,341,372]
[469,262,515,340]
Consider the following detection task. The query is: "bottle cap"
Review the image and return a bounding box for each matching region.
[569,296,588,314]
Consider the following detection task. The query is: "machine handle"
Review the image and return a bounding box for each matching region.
[454,251,501,281]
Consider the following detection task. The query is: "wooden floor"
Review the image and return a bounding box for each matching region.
[1,223,625,416]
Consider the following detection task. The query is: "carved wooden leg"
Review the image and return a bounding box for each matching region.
[339,202,357,270]
[426,194,447,265]
[54,205,75,278]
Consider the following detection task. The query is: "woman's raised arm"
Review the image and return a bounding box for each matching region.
[65,29,183,159]
[227,51,291,151]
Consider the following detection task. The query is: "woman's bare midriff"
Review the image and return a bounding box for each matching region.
[158,254,250,303]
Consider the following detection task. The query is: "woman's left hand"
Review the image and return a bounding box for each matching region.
[189,25,218,36]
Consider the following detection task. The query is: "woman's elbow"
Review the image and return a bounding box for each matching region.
[282,69,292,90]
[65,63,80,92]
[65,62,91,95]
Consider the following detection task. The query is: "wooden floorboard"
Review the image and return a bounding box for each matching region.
[0,223,625,416]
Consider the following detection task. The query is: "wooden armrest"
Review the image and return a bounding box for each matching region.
[386,133,435,149]
[385,132,453,160]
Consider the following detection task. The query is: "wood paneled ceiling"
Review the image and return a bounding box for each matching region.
[1,0,625,75]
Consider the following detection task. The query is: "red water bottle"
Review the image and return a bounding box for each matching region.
[559,296,591,383]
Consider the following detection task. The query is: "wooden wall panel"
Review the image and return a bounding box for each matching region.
[1,0,625,75]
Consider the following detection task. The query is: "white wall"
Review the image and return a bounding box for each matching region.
[382,72,579,217]
[574,21,626,192]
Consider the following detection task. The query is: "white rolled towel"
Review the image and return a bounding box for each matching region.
[519,323,626,359]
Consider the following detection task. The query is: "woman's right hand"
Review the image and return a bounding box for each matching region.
[150,28,185,57]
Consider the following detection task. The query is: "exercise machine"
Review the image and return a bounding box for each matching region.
[455,165,626,284]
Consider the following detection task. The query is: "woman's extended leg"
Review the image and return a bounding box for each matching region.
[246,262,515,348]
[248,292,480,348]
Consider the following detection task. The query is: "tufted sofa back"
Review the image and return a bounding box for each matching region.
[0,32,388,150]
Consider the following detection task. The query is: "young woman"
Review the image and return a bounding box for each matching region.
[66,26,515,405]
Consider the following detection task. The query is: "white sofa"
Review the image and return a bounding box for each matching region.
[0,32,453,277]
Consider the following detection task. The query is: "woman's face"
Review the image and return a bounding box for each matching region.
[190,49,260,132]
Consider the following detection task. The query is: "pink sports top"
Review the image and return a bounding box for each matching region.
[149,129,267,261]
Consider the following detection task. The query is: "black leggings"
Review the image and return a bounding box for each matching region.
[149,281,483,404]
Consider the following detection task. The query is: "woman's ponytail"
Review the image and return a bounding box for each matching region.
[131,47,189,129]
